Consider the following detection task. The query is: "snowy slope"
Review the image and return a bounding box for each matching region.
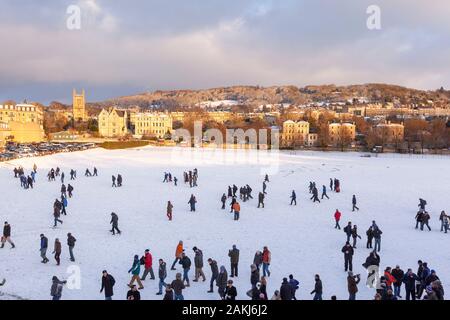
[0,147,449,300]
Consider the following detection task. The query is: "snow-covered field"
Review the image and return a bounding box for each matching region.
[0,147,449,300]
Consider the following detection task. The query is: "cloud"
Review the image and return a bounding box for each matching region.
[0,0,449,103]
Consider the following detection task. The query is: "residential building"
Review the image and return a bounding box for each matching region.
[328,123,356,147]
[131,112,173,139]
[98,107,128,138]
[0,103,45,143]
[375,121,404,144]
[281,120,310,147]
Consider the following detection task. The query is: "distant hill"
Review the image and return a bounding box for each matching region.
[87,83,450,110]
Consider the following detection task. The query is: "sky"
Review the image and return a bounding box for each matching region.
[0,0,449,104]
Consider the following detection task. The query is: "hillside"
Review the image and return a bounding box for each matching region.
[91,84,450,109]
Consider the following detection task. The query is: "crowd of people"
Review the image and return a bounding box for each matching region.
[2,161,447,301]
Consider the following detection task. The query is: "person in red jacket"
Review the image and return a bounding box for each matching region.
[384,267,396,290]
[141,249,155,280]
[262,246,271,277]
[334,209,342,230]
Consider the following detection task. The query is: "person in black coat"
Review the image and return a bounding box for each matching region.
[366,226,374,249]
[221,194,227,210]
[100,270,116,300]
[250,264,260,288]
[224,280,237,300]
[391,265,404,298]
[402,269,420,301]
[341,242,354,272]
[280,278,293,300]
[126,285,141,300]
[207,259,219,293]
[310,275,323,300]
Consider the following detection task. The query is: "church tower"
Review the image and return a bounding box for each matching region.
[73,89,87,121]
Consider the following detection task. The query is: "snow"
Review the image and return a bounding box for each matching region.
[0,147,449,300]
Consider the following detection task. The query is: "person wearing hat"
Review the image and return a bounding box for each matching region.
[100,270,116,300]
[126,285,141,301]
[141,249,155,281]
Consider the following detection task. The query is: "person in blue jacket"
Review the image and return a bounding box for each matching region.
[40,234,49,263]
[289,274,299,300]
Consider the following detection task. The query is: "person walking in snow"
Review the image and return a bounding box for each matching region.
[373,226,383,252]
[141,249,155,281]
[60,184,67,198]
[418,198,427,211]
[100,270,116,300]
[334,209,342,230]
[221,193,227,210]
[40,234,49,263]
[93,167,98,176]
[415,210,424,229]
[227,186,233,198]
[171,241,183,270]
[117,174,123,187]
[351,225,361,248]
[343,222,352,242]
[342,241,354,272]
[167,201,173,221]
[174,177,178,186]
[289,274,300,300]
[216,266,228,299]
[156,259,167,295]
[311,186,320,203]
[207,258,219,293]
[110,212,121,235]
[170,273,185,300]
[193,247,206,282]
[321,185,329,200]
[1,222,15,249]
[253,251,263,271]
[67,184,74,198]
[52,238,62,266]
[67,233,76,262]
[112,175,117,188]
[310,275,323,300]
[264,174,269,183]
[330,178,333,191]
[258,192,265,208]
[60,172,64,184]
[366,226,374,249]
[262,181,267,194]
[60,196,68,216]
[228,245,240,278]
[179,252,191,287]
[128,255,144,289]
[280,278,293,300]
[50,276,67,300]
[290,190,297,205]
[421,211,431,231]
[232,201,240,221]
[53,200,63,228]
[352,195,359,211]
[439,210,448,232]
[262,246,271,278]
[188,194,197,212]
